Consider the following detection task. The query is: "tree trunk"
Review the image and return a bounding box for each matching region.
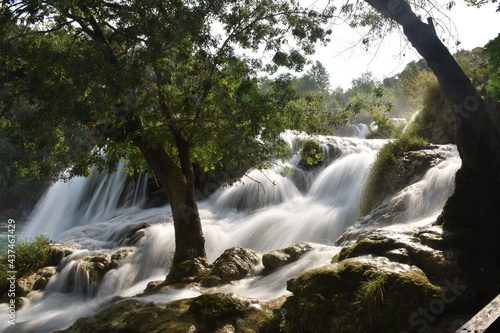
[132,136,207,283]
[364,0,500,295]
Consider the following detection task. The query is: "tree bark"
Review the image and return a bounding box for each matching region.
[132,135,207,283]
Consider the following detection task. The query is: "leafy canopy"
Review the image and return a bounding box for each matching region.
[1,0,337,179]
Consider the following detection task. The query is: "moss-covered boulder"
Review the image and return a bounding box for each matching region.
[201,247,260,287]
[282,255,443,333]
[335,227,462,285]
[262,242,319,273]
[58,293,286,333]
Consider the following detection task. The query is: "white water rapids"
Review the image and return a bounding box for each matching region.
[1,134,461,333]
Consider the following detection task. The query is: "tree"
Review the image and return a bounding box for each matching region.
[1,0,334,283]
[361,0,500,295]
[296,60,331,94]
[485,35,500,101]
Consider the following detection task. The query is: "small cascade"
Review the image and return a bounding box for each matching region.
[401,145,461,222]
[97,224,175,297]
[353,123,370,138]
[45,255,95,296]
[211,167,301,211]
[24,161,148,240]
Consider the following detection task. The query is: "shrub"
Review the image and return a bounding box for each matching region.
[0,235,53,293]
[298,139,324,168]
[361,134,428,215]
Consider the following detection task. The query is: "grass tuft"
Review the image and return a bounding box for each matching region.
[0,235,53,293]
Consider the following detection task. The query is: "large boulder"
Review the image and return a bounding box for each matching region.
[280,226,475,333]
[262,242,320,273]
[201,247,260,287]
[282,255,444,333]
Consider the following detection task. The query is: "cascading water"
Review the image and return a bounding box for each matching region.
[24,161,148,241]
[1,133,461,333]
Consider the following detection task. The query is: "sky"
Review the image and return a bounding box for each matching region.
[306,1,500,89]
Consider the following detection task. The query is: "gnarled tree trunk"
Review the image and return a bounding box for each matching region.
[364,0,500,296]
[132,135,207,284]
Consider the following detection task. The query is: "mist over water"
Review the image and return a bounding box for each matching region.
[2,133,460,333]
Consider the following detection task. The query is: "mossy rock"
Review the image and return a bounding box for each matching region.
[58,293,285,333]
[188,293,251,330]
[56,298,194,333]
[165,257,213,286]
[334,228,461,286]
[201,247,260,287]
[282,255,443,333]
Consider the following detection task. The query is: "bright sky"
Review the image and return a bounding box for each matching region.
[308,1,500,89]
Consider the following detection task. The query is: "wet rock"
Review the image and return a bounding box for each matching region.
[279,224,477,333]
[384,247,412,264]
[163,257,213,286]
[62,247,134,295]
[283,255,443,333]
[115,222,151,246]
[188,293,252,328]
[17,266,57,297]
[201,247,260,287]
[57,293,285,333]
[48,243,73,266]
[262,242,320,273]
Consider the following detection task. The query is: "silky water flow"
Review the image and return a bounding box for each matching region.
[1,133,461,332]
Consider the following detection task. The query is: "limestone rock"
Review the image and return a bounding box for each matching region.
[61,247,134,295]
[48,243,73,266]
[201,247,260,287]
[17,266,57,297]
[262,242,319,273]
[335,227,461,285]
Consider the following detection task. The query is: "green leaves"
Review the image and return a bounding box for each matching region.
[1,0,337,189]
[485,35,500,101]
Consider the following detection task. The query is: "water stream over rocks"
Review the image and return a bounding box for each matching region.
[1,133,461,332]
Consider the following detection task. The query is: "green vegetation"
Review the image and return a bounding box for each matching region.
[361,133,428,215]
[406,82,455,144]
[485,36,500,102]
[355,274,387,328]
[298,139,324,167]
[0,235,53,293]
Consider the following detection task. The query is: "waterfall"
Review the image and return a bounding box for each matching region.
[353,123,370,138]
[24,161,148,240]
[3,134,461,333]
